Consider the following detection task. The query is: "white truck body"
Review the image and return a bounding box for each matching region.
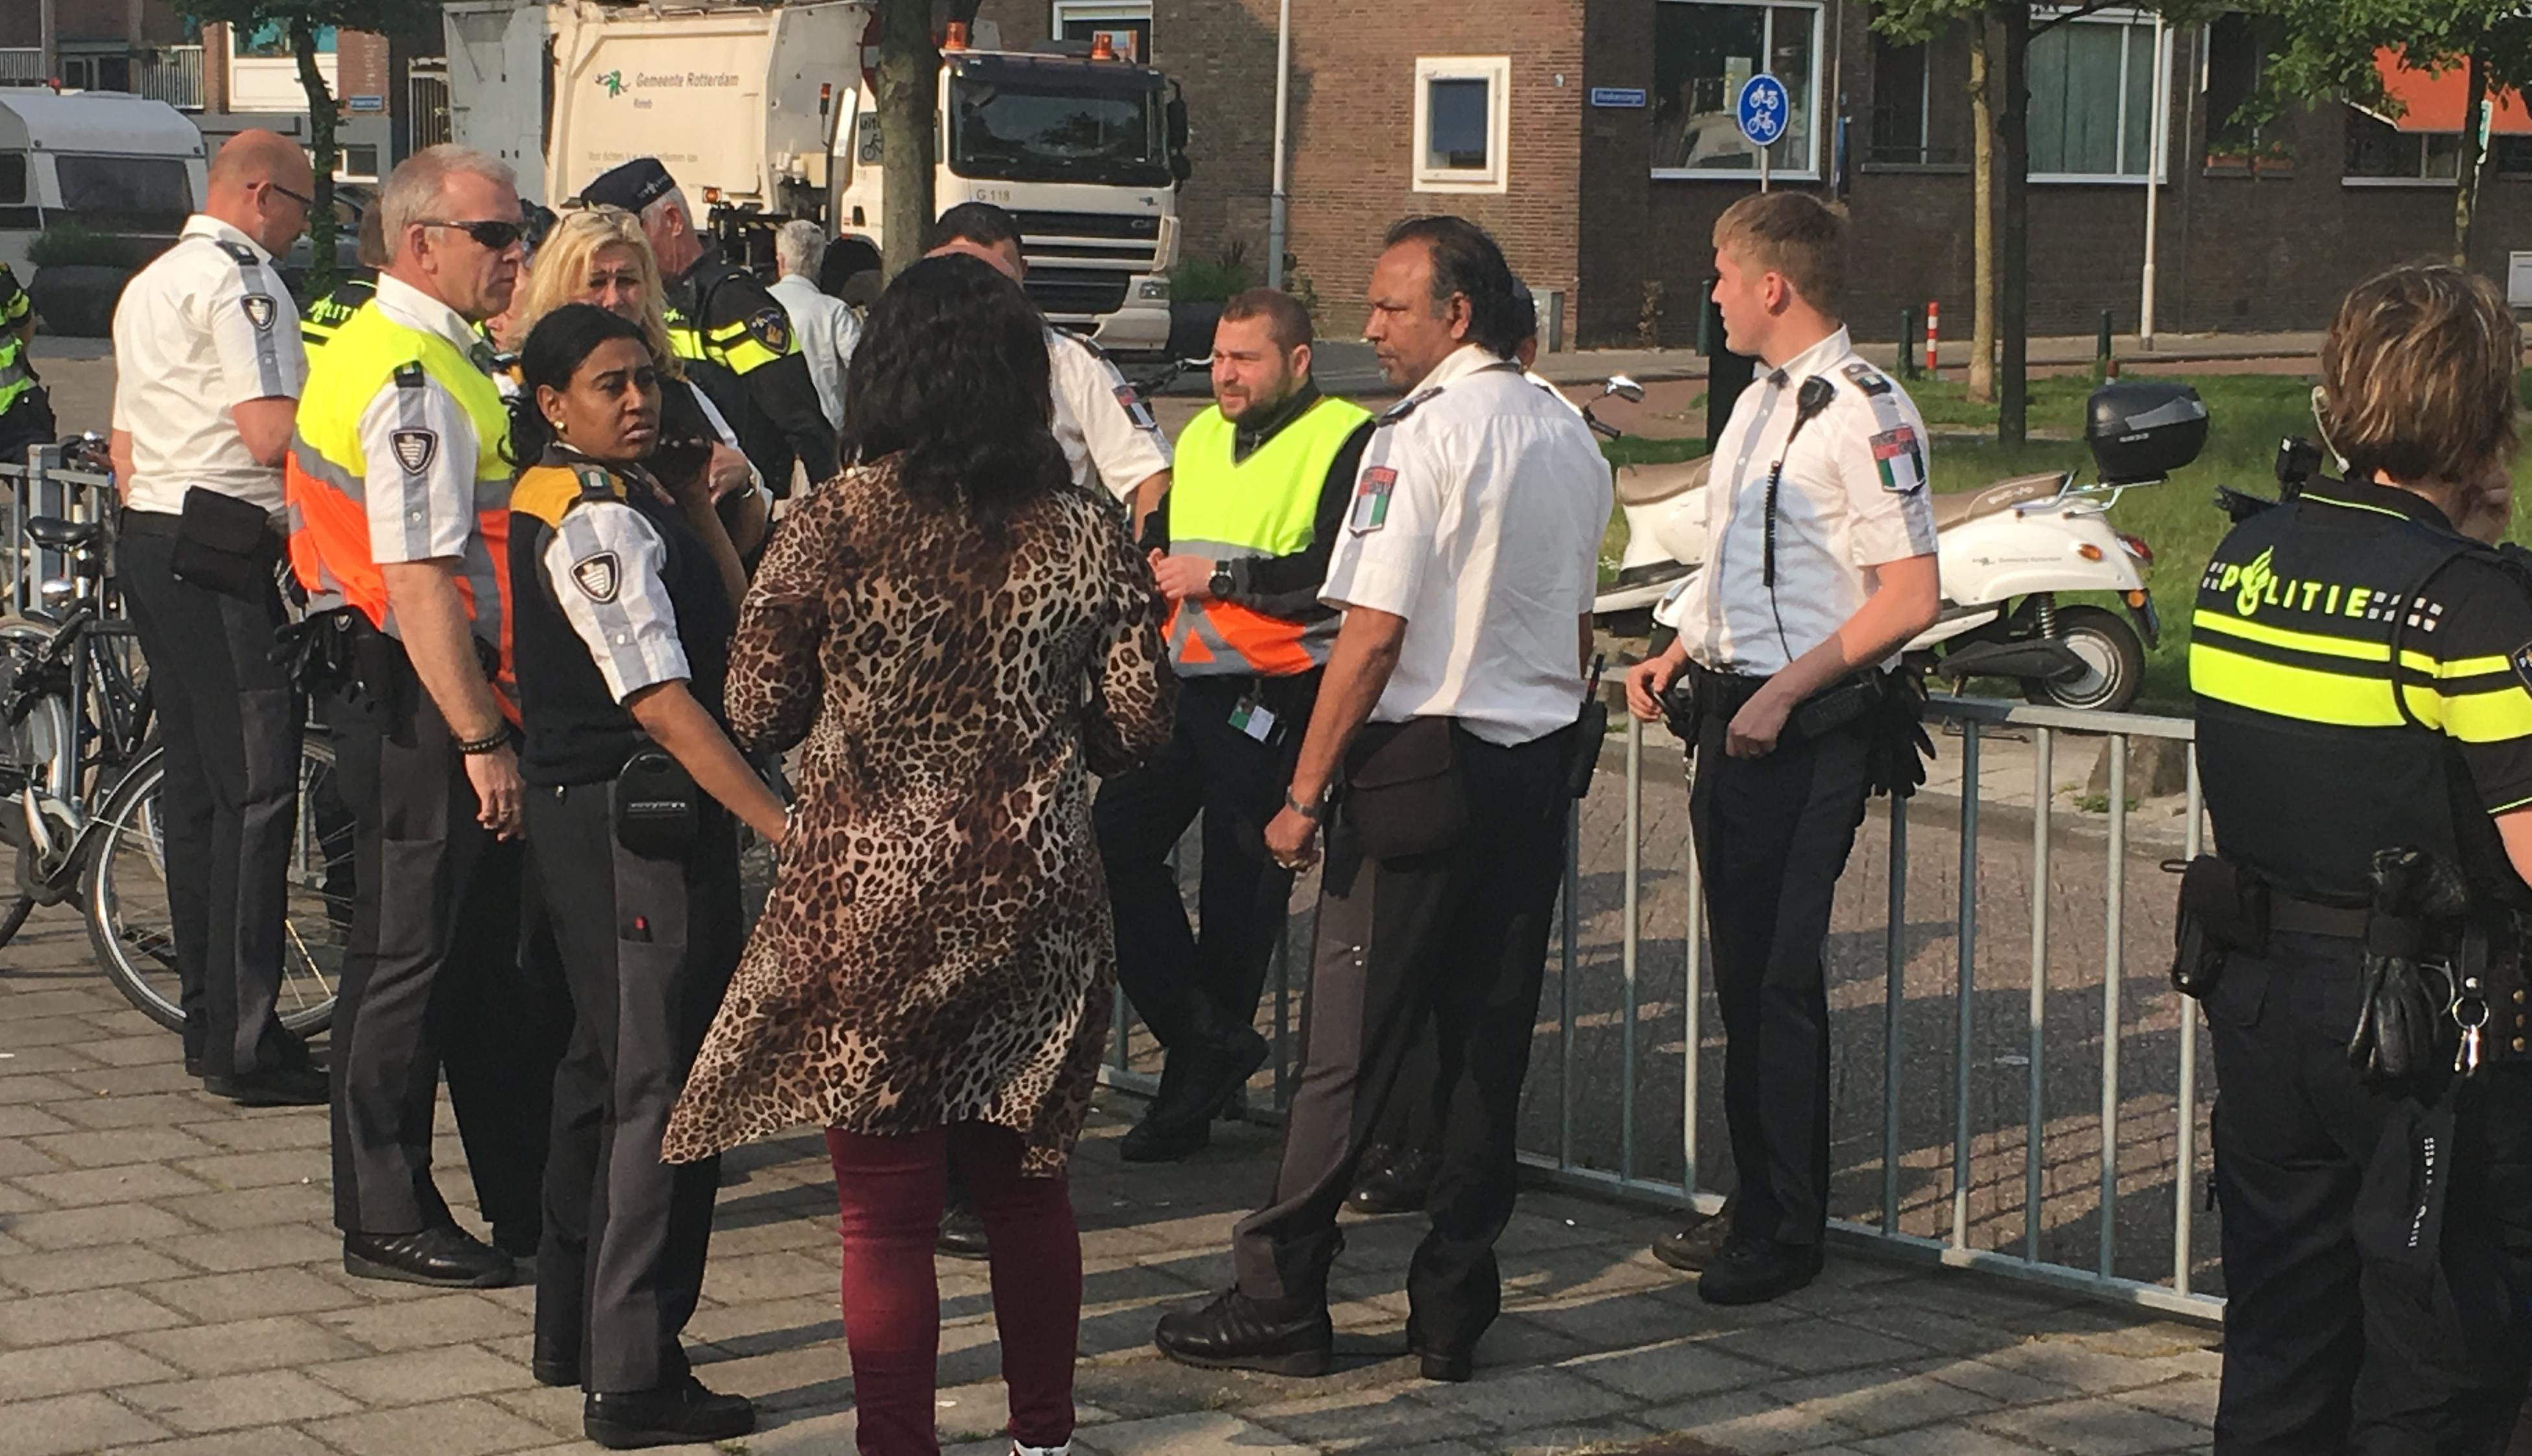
[444,0,1179,356]
[0,91,207,276]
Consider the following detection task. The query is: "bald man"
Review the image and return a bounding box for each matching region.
[110,128,323,1105]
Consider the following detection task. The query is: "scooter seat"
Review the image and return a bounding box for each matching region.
[1929,472,2066,531]
[1614,453,1712,507]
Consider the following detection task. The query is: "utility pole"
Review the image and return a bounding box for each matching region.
[1266,0,1293,289]
[39,0,60,81]
[2138,14,2167,348]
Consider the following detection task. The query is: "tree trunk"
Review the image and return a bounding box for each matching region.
[1995,0,2031,446]
[2455,48,2489,266]
[875,0,938,281]
[1968,14,1996,405]
[292,16,339,303]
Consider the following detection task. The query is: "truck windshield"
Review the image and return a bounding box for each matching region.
[948,75,1170,187]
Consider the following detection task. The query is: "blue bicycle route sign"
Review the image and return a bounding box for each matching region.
[1736,73,1788,148]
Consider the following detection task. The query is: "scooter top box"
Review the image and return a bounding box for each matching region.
[2084,381,2209,484]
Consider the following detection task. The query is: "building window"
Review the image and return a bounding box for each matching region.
[1412,56,1511,193]
[1866,25,1970,167]
[2027,11,2164,180]
[230,21,337,57]
[61,52,134,93]
[2203,12,2291,173]
[335,144,381,182]
[2343,108,2461,183]
[1052,2,1150,62]
[1651,0,1822,178]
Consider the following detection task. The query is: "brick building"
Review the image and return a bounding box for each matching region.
[975,0,2532,345]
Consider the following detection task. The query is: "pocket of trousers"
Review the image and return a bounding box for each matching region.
[1341,717,1468,862]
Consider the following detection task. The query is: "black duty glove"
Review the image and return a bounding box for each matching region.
[2347,846,2469,1089]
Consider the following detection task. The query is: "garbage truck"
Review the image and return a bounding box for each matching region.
[444,0,1187,357]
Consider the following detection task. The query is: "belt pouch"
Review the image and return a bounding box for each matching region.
[613,745,699,860]
[2172,855,2267,998]
[169,487,274,598]
[1566,697,1609,799]
[1789,673,1880,743]
[1343,717,1467,861]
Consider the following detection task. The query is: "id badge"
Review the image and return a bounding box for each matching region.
[1229,695,1278,744]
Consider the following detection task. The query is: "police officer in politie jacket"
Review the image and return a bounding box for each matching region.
[287,144,559,1290]
[1626,192,1941,1307]
[1097,287,1374,1164]
[575,158,839,495]
[2184,262,2532,1454]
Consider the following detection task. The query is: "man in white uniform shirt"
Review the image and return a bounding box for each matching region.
[767,219,861,435]
[1626,192,1941,1306]
[1156,216,1609,1383]
[109,130,323,1105]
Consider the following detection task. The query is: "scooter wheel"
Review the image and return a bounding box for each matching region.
[2025,605,2145,715]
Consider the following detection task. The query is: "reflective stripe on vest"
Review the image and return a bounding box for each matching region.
[1164,395,1370,679]
[284,298,519,711]
[0,272,30,418]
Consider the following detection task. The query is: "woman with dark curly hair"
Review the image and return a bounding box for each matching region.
[662,253,1176,1456]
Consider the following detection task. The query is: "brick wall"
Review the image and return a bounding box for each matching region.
[3,0,193,53]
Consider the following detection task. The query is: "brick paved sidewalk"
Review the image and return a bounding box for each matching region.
[0,903,2223,1456]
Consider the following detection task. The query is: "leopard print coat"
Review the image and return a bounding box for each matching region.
[662,459,1174,1174]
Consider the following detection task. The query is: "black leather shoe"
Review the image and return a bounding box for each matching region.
[584,1376,755,1450]
[1119,1112,1212,1162]
[203,1064,329,1106]
[1404,1319,1472,1383]
[1348,1148,1436,1215]
[937,1202,989,1260]
[1154,1289,1333,1376]
[184,1054,203,1078]
[1651,1211,1734,1274]
[532,1352,579,1388]
[342,1226,514,1288]
[1697,1237,1824,1306]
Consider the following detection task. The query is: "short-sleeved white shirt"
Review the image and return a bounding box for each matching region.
[542,499,689,702]
[1668,327,1938,676]
[1319,344,1613,746]
[1047,328,1171,501]
[360,276,494,567]
[110,215,306,514]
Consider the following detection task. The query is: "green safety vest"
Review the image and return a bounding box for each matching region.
[1164,394,1370,678]
[0,262,34,419]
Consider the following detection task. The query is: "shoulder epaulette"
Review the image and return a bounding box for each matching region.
[217,240,259,265]
[1839,360,1894,398]
[1377,387,1446,427]
[391,361,427,388]
[573,464,622,501]
[510,462,616,527]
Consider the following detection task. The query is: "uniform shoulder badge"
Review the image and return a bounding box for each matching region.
[240,293,276,331]
[390,428,438,476]
[572,465,621,501]
[1870,425,1926,494]
[392,361,427,388]
[745,307,791,353]
[2511,639,2532,694]
[1351,466,1398,533]
[1115,383,1158,433]
[571,552,622,604]
[1841,361,1893,397]
[1377,387,1446,428]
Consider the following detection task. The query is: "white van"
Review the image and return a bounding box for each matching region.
[0,90,208,276]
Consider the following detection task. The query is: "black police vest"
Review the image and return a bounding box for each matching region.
[507,456,735,787]
[2191,481,2522,905]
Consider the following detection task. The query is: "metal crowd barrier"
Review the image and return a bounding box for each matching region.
[1099,687,2222,1324]
[1,446,119,615]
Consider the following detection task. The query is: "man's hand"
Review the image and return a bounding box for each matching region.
[1265,805,1321,872]
[463,744,526,839]
[1726,681,1797,759]
[1626,649,1683,722]
[1147,550,1217,603]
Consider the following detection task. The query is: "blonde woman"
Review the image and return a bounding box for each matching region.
[516,206,766,562]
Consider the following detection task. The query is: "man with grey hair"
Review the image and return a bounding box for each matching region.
[768,218,859,435]
[577,158,837,493]
[286,141,558,1293]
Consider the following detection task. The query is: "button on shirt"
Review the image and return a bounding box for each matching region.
[1048,328,1171,501]
[1320,344,1613,746]
[110,215,307,514]
[1670,328,1937,676]
[363,275,498,568]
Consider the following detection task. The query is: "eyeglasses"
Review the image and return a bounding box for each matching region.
[266,180,315,211]
[420,219,525,250]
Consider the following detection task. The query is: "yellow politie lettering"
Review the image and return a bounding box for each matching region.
[2236,548,2275,618]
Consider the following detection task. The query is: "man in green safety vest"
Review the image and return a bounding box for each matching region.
[0,258,56,464]
[1096,287,1374,1162]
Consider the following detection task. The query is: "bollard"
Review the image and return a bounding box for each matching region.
[1702,275,1756,444]
[1899,307,1919,378]
[2095,309,2114,383]
[1925,300,1940,376]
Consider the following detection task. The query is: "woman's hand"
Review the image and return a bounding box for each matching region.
[705,444,756,504]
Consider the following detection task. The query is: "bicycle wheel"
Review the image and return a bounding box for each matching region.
[84,734,352,1035]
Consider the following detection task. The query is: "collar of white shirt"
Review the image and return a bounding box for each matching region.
[180,213,273,265]
[375,274,485,361]
[1760,326,1852,388]
[1409,342,1512,395]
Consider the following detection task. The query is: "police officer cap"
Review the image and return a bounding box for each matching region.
[577,157,676,213]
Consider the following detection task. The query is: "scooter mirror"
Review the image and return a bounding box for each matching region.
[1605,375,1646,404]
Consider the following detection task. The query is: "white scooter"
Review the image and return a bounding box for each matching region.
[1587,377,1710,627]
[1616,379,2205,716]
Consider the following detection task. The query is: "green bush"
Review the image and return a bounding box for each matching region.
[1169,246,1256,304]
[28,222,142,270]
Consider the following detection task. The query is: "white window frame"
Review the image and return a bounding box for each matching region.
[2341,106,2463,187]
[2026,7,2171,185]
[1649,0,1829,182]
[1051,1,1151,60]
[1413,55,1512,194]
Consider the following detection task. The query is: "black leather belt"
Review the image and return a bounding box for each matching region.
[2269,894,2371,940]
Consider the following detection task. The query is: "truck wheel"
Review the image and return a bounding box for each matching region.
[2025,605,2145,715]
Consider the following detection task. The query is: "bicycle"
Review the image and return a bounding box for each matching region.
[0,438,348,1035]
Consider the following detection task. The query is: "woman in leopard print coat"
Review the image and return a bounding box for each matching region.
[662,255,1175,1456]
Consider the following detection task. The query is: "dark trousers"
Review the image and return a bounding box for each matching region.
[1690,715,1871,1248]
[1096,673,1316,1054]
[531,783,738,1393]
[2208,934,2532,1455]
[0,387,54,466]
[324,661,563,1237]
[1231,722,1572,1355]
[117,512,304,1077]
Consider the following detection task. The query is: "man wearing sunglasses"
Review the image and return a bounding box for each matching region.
[287,143,562,1293]
[109,128,322,1108]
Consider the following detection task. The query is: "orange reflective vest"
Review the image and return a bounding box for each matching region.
[1165,394,1370,678]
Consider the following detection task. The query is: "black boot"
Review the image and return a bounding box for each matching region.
[1697,1236,1824,1306]
[584,1375,755,1450]
[1348,1146,1437,1215]
[1154,1289,1333,1376]
[937,1198,989,1260]
[1121,1027,1270,1164]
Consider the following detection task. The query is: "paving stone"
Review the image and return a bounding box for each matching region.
[1486,1418,1664,1455]
[0,1138,64,1181]
[143,1267,364,1322]
[306,1396,561,1456]
[168,1149,330,1192]
[2112,1376,2219,1427]
[126,1317,370,1377]
[1409,1365,1641,1432]
[0,988,132,1019]
[695,1250,839,1304]
[0,1286,185,1346]
[149,1182,332,1231]
[1564,1336,1781,1403]
[1078,1411,1318,1456]
[171,1115,331,1154]
[307,1343,533,1405]
[477,1385,586,1439]
[73,1034,191,1069]
[311,1293,531,1353]
[1704,1317,1937,1375]
[155,1223,342,1274]
[0,1016,99,1049]
[1977,1396,2218,1456]
[90,1429,342,1456]
[0,1241,198,1294]
[40,1092,218,1130]
[0,1391,172,1456]
[8,1162,213,1206]
[1242,1385,1497,1451]
[0,1056,101,1087]
[25,1126,224,1169]
[118,1369,364,1435]
[1969,1337,2205,1397]
[0,1103,76,1136]
[1632,1387,1861,1456]
[1758,1361,2005,1437]
[0,1339,182,1400]
[0,1202,196,1250]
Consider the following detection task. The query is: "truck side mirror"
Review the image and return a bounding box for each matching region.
[1167,87,1189,152]
[1171,153,1193,184]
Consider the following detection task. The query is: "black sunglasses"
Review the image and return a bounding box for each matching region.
[422,218,525,250]
[266,180,315,209]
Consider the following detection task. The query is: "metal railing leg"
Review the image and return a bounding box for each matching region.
[2100,735,2126,1278]
[1952,723,1981,1254]
[1883,791,1909,1235]
[2175,749,2204,1296]
[1621,715,1642,1183]
[2027,727,2052,1263]
[1559,797,1579,1171]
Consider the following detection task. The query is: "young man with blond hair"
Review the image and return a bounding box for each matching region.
[1626,191,1941,1304]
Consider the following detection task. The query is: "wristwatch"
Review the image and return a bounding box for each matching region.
[1284,786,1329,822]
[1208,562,1236,601]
